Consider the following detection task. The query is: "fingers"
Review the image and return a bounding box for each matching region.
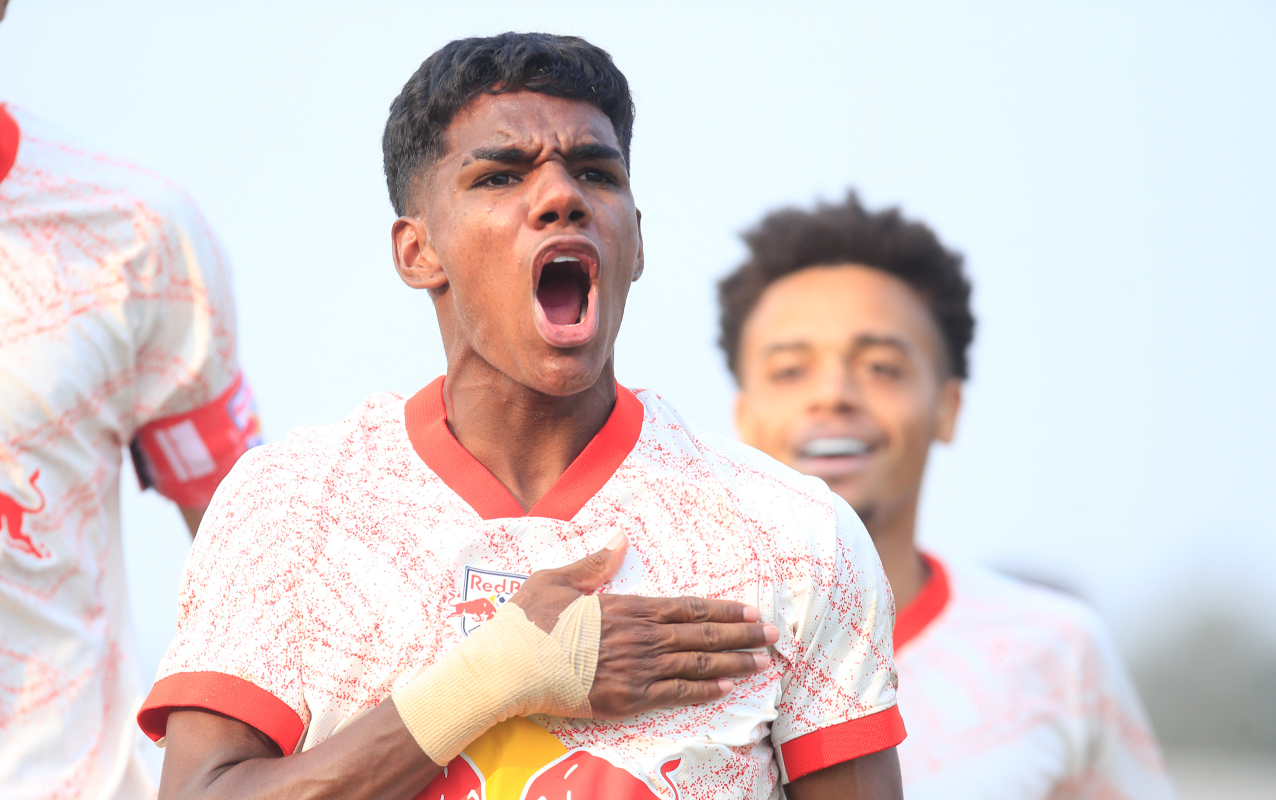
[553,532,629,594]
[634,678,738,715]
[654,650,772,681]
[656,621,779,654]
[604,595,762,625]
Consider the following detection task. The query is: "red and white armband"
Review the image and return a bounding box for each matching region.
[130,371,262,508]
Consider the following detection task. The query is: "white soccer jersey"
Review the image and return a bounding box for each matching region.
[139,379,903,799]
[0,105,259,799]
[894,554,1175,800]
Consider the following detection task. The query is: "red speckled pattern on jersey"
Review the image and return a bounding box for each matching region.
[143,386,900,798]
[894,555,1174,799]
[1,105,248,798]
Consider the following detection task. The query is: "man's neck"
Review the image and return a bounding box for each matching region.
[441,358,617,512]
[863,499,929,610]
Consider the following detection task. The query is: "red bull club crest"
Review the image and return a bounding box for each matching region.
[448,566,528,636]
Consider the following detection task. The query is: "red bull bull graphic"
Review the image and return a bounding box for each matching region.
[449,566,527,636]
[414,717,681,800]
[449,597,500,623]
[0,468,47,559]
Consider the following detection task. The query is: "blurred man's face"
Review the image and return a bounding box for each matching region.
[394,91,643,397]
[735,266,961,530]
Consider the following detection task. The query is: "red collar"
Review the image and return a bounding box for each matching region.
[0,105,19,185]
[403,377,644,521]
[893,552,950,651]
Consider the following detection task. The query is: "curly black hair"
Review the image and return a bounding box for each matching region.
[718,191,975,381]
[382,32,635,216]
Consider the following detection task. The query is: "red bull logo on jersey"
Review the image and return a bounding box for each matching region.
[449,566,528,636]
[0,469,47,560]
[417,717,681,800]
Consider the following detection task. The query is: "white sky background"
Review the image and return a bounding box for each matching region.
[2,0,1274,688]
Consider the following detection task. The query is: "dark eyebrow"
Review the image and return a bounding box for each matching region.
[562,143,623,162]
[761,334,913,358]
[761,341,815,357]
[463,146,537,167]
[850,334,913,355]
[462,143,624,168]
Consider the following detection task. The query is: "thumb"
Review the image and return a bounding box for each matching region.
[559,532,628,593]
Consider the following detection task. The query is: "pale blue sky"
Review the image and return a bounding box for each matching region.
[2,0,1273,694]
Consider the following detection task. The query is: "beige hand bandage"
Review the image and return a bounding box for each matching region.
[392,594,601,765]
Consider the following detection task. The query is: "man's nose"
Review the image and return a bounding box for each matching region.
[810,363,861,414]
[528,163,592,229]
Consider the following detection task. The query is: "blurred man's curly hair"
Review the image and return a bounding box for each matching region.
[383,32,634,216]
[718,192,975,381]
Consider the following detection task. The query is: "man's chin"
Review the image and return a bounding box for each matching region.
[510,351,611,399]
[817,474,874,518]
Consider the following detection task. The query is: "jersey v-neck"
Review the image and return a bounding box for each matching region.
[0,106,20,185]
[403,376,644,521]
[893,552,950,652]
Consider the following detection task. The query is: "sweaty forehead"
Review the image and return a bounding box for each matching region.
[743,265,947,366]
[443,91,620,163]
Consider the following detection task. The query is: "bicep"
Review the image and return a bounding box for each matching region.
[784,747,903,800]
[159,709,282,800]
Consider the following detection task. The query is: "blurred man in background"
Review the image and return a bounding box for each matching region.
[0,3,261,795]
[718,192,1176,799]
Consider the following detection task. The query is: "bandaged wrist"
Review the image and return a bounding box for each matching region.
[392,594,600,764]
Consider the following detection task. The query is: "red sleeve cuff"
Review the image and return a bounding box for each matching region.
[780,704,907,783]
[131,371,262,507]
[138,672,304,756]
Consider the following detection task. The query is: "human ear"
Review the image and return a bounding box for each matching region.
[632,209,645,282]
[391,215,447,291]
[934,377,963,444]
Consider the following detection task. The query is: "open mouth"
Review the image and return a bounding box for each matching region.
[537,255,590,326]
[795,436,875,479]
[531,242,600,348]
[799,438,870,459]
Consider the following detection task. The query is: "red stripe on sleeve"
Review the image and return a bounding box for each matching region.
[780,705,907,783]
[138,672,304,756]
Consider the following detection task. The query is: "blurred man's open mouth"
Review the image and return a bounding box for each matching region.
[532,242,600,348]
[795,435,875,478]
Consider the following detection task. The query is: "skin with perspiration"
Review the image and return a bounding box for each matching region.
[155,91,796,800]
[735,265,961,611]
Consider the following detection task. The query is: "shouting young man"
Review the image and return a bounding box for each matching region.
[137,35,905,800]
[721,193,1175,799]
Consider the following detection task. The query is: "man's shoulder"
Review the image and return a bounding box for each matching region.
[2,105,205,236]
[620,387,852,563]
[927,556,1112,659]
[629,386,847,530]
[222,392,411,496]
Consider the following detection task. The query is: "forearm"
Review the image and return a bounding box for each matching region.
[160,701,439,800]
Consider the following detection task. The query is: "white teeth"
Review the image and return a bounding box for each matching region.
[801,438,869,458]
[551,255,581,263]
